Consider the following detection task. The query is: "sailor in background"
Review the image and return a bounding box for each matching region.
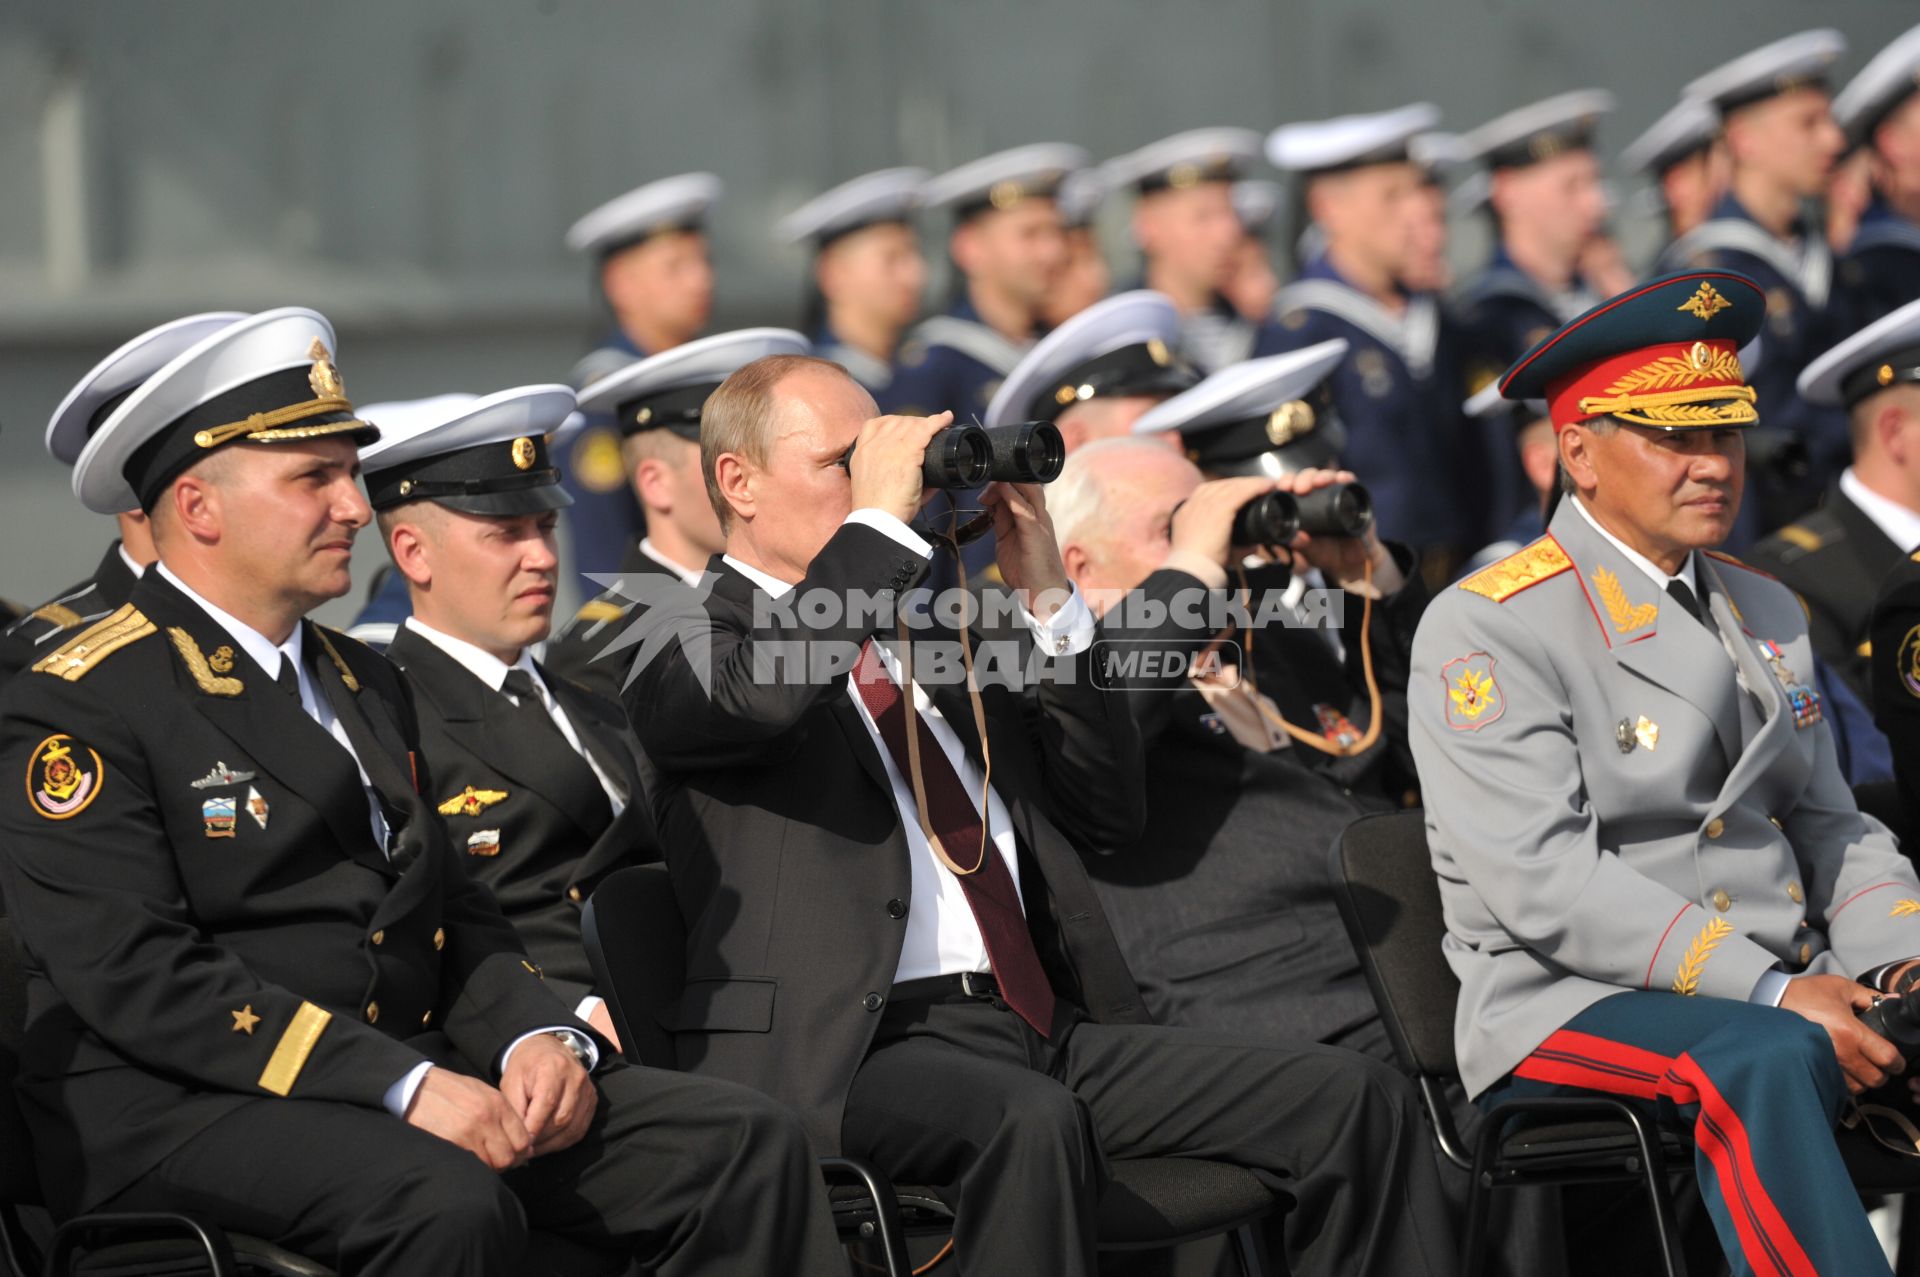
[1835,23,1920,327]
[559,173,722,580]
[1619,96,1729,249]
[1222,179,1283,325]
[776,167,929,398]
[1041,167,1113,329]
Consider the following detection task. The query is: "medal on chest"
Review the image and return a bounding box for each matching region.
[1757,638,1822,729]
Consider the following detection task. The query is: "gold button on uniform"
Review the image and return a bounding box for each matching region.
[432,927,446,952]
[1711,889,1731,912]
[366,1001,380,1024]
[370,930,385,946]
[1705,818,1725,839]
[1768,815,1783,830]
[1787,882,1803,904]
[1799,943,1813,965]
[568,886,583,903]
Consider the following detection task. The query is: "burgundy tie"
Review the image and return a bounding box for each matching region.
[852,639,1057,1038]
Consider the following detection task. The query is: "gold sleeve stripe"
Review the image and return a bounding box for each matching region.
[258,1001,332,1096]
[29,602,86,629]
[314,628,361,692]
[31,605,155,680]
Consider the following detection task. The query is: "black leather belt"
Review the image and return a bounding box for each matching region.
[889,972,1001,1003]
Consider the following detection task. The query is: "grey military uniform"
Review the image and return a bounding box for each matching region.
[1411,499,1920,1097]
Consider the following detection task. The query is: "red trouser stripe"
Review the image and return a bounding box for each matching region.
[1513,1030,1815,1277]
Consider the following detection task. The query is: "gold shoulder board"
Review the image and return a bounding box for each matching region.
[313,627,361,693]
[573,599,627,625]
[1458,538,1572,603]
[31,605,155,681]
[29,602,86,630]
[1774,525,1822,553]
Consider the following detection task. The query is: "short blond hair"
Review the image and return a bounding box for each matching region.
[700,353,849,531]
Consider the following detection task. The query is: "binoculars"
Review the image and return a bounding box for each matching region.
[1231,482,1374,546]
[1860,987,1920,1055]
[840,421,1066,490]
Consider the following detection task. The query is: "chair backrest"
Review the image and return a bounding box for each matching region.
[580,864,685,1071]
[0,918,44,1207]
[1327,810,1460,1079]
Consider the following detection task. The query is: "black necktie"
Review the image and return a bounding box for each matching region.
[276,657,301,699]
[1666,578,1705,626]
[502,669,569,744]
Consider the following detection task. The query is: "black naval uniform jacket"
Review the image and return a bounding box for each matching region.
[1751,481,1907,698]
[385,624,659,1006]
[1085,555,1426,1054]
[0,572,581,1216]
[1869,550,1920,837]
[625,524,1152,1155]
[542,541,684,704]
[0,540,142,683]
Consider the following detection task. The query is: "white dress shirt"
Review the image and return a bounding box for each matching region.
[1839,468,1920,555]
[637,536,706,587]
[158,567,594,1114]
[723,509,1094,983]
[1568,499,1790,1008]
[118,543,147,580]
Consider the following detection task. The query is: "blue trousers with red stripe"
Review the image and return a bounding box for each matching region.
[1484,990,1888,1277]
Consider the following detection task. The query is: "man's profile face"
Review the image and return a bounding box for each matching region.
[745,367,883,575]
[1573,421,1745,560]
[185,437,370,613]
[1314,164,1420,278]
[1135,183,1242,294]
[635,432,726,558]
[1041,227,1112,329]
[604,230,714,346]
[410,507,561,655]
[819,222,927,332]
[1492,150,1606,263]
[1066,449,1203,613]
[956,199,1068,310]
[1729,88,1842,198]
[1662,144,1730,238]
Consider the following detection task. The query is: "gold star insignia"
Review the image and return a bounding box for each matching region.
[232,1005,261,1035]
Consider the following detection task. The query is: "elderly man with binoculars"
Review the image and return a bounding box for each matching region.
[622,351,1460,1277]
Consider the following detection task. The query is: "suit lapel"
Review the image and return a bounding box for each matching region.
[1700,565,1802,815]
[1551,508,1744,769]
[541,663,638,803]
[135,576,387,873]
[389,628,610,839]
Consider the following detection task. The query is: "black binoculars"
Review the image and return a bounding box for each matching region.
[1860,987,1920,1055]
[1231,482,1374,546]
[840,421,1066,490]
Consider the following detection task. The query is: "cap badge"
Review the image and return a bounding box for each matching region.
[208,645,236,674]
[1266,401,1316,447]
[1677,281,1733,322]
[989,180,1025,211]
[1881,364,1898,387]
[307,339,346,399]
[1167,162,1201,189]
[511,437,537,471]
[1146,339,1171,367]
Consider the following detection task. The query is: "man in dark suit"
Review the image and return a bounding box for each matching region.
[0,309,846,1276]
[1752,299,1920,697]
[361,385,659,1052]
[626,352,1458,1276]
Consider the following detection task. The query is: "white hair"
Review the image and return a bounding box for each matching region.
[1049,436,1184,550]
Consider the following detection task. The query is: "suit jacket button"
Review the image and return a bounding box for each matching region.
[1704,818,1725,839]
[862,992,884,1012]
[366,1001,380,1024]
[887,898,908,919]
[433,927,446,951]
[1711,889,1731,912]
[1787,882,1803,904]
[370,930,385,946]
[568,886,584,903]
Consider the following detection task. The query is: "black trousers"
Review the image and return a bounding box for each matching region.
[100,1062,847,1277]
[841,993,1457,1277]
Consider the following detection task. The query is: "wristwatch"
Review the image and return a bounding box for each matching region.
[547,1029,595,1070]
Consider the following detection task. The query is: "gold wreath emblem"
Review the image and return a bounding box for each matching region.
[1677,281,1733,322]
[511,437,537,471]
[1671,917,1732,995]
[1593,567,1659,634]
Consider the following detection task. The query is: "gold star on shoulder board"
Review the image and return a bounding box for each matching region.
[232,1005,261,1035]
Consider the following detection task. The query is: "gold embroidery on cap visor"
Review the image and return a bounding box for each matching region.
[191,339,366,450]
[1576,341,1758,429]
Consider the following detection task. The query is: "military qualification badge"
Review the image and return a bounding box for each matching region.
[1441,653,1504,732]
[26,734,104,820]
[1757,639,1822,728]
[202,795,238,838]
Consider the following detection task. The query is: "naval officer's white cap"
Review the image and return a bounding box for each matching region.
[1684,29,1846,115]
[776,168,929,247]
[565,173,723,257]
[1834,23,1920,146]
[1266,104,1441,175]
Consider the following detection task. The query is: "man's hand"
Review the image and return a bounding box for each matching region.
[1275,467,1401,595]
[1170,476,1280,568]
[983,481,1071,618]
[586,1000,624,1054]
[499,1033,598,1159]
[847,411,954,526]
[405,1066,533,1171]
[1781,974,1904,1094]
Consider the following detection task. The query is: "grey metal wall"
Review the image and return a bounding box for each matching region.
[1,0,1908,622]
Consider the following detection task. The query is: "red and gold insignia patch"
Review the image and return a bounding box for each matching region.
[1442,653,1504,732]
[25,733,105,821]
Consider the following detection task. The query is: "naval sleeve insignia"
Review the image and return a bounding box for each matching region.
[26,734,105,821]
[1441,652,1505,732]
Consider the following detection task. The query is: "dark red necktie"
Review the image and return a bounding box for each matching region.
[852,638,1056,1038]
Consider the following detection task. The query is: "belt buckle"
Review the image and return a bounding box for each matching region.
[960,971,989,999]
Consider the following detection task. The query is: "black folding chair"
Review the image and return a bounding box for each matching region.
[1328,811,1693,1277]
[583,863,1280,1277]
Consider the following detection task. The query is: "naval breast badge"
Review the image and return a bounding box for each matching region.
[438,786,508,817]
[467,829,502,857]
[202,795,238,838]
[1442,653,1504,732]
[26,734,105,821]
[191,761,256,790]
[246,785,269,831]
[1757,639,1822,728]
